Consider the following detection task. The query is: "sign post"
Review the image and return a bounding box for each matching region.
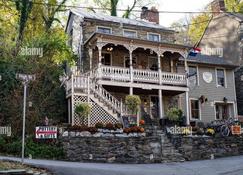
[16,73,35,164]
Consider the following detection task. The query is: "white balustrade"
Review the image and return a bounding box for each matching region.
[133,69,159,83]
[161,72,186,85]
[98,65,186,85]
[100,66,130,82]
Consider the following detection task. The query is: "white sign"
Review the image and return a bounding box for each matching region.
[203,72,213,83]
[35,126,57,139]
[0,126,11,136]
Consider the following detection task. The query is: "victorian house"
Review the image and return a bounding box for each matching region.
[64,6,238,127]
[65,7,191,126]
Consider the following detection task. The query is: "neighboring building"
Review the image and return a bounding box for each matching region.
[64,6,238,126]
[179,54,238,123]
[199,0,243,116]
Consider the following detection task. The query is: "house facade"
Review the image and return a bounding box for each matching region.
[65,8,191,126]
[64,6,238,127]
[199,0,243,117]
[178,54,238,123]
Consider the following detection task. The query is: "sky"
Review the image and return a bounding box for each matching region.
[72,0,214,27]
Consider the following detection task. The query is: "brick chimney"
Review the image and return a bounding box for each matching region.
[140,6,159,24]
[211,0,226,16]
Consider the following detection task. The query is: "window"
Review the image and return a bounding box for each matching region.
[216,69,225,87]
[190,99,200,120]
[188,66,198,84]
[124,56,137,68]
[123,30,137,38]
[147,33,160,42]
[101,53,111,66]
[97,26,112,34]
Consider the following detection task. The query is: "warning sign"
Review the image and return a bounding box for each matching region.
[35,126,57,139]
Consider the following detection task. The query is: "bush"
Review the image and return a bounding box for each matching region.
[125,95,141,114]
[166,107,183,122]
[75,103,91,125]
[105,123,115,130]
[95,122,104,129]
[114,123,123,129]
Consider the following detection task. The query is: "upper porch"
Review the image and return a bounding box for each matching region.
[81,32,190,91]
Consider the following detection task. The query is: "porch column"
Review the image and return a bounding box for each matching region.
[158,89,163,119]
[183,50,190,125]
[97,42,106,79]
[185,91,190,125]
[157,54,162,85]
[89,48,93,77]
[129,47,134,95]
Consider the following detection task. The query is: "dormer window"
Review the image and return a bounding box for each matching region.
[147,32,160,42]
[97,26,112,34]
[123,29,137,38]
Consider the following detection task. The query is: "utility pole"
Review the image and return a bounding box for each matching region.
[16,73,35,164]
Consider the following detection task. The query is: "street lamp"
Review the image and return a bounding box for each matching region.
[16,73,36,164]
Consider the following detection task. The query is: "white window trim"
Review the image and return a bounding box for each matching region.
[96,26,112,34]
[123,29,137,38]
[189,98,201,121]
[101,51,112,66]
[215,67,227,88]
[147,32,161,42]
[188,65,200,86]
[213,100,235,120]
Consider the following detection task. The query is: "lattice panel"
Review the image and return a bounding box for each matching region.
[73,95,118,126]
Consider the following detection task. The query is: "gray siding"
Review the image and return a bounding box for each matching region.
[179,65,236,122]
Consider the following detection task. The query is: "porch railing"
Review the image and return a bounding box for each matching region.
[99,65,186,85]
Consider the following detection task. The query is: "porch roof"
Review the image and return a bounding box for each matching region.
[84,32,192,52]
[180,54,239,68]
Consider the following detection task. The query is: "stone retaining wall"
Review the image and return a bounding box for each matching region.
[170,135,243,161]
[62,135,162,163]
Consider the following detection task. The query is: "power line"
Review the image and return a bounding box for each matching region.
[5,0,243,14]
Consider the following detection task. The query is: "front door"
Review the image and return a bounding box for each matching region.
[101,53,111,66]
[150,96,159,119]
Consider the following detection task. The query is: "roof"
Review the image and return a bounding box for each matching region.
[180,54,238,68]
[226,12,243,22]
[70,9,174,32]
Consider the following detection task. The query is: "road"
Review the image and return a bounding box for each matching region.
[1,156,243,175]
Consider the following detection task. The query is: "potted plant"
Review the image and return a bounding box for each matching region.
[75,103,91,125]
[165,107,183,126]
[125,95,141,115]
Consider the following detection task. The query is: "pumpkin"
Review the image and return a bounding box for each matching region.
[139,127,145,133]
[139,120,145,125]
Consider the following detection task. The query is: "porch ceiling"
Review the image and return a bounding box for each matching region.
[84,32,191,56]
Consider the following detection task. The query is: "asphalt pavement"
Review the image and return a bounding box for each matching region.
[1,155,243,175]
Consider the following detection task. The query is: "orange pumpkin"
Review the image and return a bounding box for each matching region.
[139,120,145,125]
[139,127,145,133]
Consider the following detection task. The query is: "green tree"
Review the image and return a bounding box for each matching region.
[225,0,243,12]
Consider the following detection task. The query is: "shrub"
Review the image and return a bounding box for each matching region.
[75,103,91,125]
[125,95,141,114]
[114,123,123,129]
[166,107,183,122]
[87,127,98,134]
[105,123,115,130]
[95,122,104,129]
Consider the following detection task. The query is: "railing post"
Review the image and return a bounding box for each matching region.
[120,101,123,116]
[87,76,91,127]
[71,74,74,126]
